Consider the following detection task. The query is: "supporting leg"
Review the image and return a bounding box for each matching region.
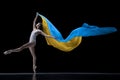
[29,47,37,73]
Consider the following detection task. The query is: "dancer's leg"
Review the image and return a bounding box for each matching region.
[29,47,37,73]
[4,42,34,55]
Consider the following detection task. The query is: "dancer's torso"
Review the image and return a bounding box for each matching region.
[29,29,40,43]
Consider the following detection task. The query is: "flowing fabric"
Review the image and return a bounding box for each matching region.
[38,14,117,52]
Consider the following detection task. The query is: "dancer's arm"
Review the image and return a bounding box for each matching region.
[33,12,39,29]
[39,30,55,38]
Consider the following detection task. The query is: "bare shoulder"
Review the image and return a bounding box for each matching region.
[37,29,42,32]
[37,29,43,33]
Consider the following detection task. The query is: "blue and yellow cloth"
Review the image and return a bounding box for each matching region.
[38,14,117,52]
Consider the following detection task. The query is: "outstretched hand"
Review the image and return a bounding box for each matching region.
[36,12,39,16]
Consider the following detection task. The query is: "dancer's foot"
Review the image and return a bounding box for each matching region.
[3,50,12,55]
[33,65,37,73]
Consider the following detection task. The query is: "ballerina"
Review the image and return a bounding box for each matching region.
[3,12,55,73]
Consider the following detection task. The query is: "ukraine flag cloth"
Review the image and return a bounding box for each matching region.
[38,14,117,52]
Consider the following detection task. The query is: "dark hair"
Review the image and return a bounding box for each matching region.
[36,22,42,29]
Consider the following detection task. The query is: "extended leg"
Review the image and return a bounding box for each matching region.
[4,42,34,55]
[29,47,37,73]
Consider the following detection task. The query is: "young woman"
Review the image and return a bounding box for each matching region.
[3,12,55,73]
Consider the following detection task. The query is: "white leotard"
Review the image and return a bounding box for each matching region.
[29,29,41,43]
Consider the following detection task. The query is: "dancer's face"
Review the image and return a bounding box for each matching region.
[36,23,41,29]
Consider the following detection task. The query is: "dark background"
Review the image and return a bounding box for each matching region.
[0,0,119,73]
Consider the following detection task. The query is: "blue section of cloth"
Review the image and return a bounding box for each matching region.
[39,14,117,42]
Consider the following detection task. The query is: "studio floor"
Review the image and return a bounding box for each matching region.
[0,73,120,80]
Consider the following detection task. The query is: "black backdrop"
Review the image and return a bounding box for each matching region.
[0,0,119,73]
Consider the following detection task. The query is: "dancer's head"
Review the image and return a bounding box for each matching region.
[36,22,41,29]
